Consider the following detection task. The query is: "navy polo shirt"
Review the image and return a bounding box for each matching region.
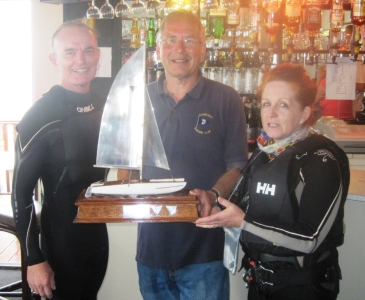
[137,73,248,270]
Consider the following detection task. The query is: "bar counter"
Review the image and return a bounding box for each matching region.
[97,168,365,300]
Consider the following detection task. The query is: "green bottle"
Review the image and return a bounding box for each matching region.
[147,18,156,48]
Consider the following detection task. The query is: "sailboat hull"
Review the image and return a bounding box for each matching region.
[86,180,187,197]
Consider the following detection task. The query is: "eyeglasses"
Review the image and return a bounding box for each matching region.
[160,37,202,48]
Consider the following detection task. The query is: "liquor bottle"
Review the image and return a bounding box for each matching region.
[147,18,156,48]
[209,8,226,46]
[303,0,323,34]
[204,49,224,67]
[147,68,156,83]
[343,0,352,10]
[212,49,224,67]
[303,0,326,63]
[264,9,280,48]
[139,18,148,45]
[249,0,261,43]
[223,0,240,31]
[204,10,211,38]
[155,18,162,37]
[204,51,214,67]
[130,18,141,49]
[154,61,164,81]
[251,97,262,138]
[330,0,344,45]
[223,0,240,49]
[262,0,281,48]
[236,7,250,48]
[284,0,302,34]
[351,0,365,42]
[245,106,258,152]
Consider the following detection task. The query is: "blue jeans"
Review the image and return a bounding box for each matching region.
[137,261,229,300]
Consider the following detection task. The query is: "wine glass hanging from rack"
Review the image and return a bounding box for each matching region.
[115,0,130,17]
[146,0,161,15]
[86,0,101,19]
[131,0,146,15]
[100,0,115,19]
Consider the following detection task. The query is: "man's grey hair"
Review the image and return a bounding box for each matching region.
[50,20,98,52]
[156,10,206,43]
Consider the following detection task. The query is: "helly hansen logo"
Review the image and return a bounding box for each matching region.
[256,182,276,196]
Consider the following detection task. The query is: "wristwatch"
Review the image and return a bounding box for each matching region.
[210,189,226,210]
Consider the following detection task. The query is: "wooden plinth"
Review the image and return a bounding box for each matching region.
[74,190,199,223]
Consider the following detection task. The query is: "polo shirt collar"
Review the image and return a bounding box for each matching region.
[156,72,204,100]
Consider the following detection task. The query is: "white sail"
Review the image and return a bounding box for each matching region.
[95,46,169,171]
[86,46,186,197]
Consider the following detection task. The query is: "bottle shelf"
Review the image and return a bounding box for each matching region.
[120,45,365,56]
[206,47,365,55]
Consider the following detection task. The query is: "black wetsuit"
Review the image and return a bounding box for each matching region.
[232,134,350,300]
[11,85,109,300]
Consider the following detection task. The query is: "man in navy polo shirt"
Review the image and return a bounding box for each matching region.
[136,10,248,300]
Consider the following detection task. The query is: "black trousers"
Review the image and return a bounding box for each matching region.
[42,221,109,300]
[247,282,338,300]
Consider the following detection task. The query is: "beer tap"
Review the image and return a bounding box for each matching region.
[328,44,339,64]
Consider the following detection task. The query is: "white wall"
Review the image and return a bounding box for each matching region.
[31,0,62,103]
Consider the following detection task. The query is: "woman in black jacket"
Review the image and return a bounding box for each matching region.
[194,63,350,300]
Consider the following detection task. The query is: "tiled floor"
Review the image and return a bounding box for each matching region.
[0,231,20,267]
[0,194,21,267]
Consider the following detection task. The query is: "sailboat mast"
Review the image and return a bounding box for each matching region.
[140,45,147,181]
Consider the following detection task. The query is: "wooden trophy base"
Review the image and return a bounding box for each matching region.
[74,189,199,223]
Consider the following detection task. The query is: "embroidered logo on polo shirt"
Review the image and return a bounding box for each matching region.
[194,113,212,134]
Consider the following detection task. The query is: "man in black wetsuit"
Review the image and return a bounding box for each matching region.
[11,21,108,300]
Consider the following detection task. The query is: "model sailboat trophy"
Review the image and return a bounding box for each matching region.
[86,45,186,196]
[74,46,198,223]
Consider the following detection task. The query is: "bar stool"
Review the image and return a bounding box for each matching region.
[0,197,41,300]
